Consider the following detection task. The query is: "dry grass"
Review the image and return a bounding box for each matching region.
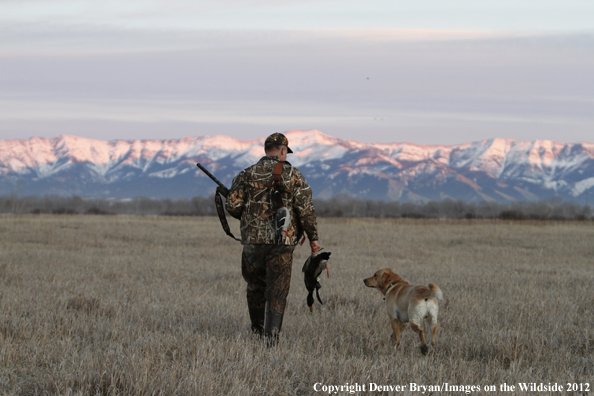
[0,215,592,395]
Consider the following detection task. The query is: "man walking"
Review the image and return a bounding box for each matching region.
[224,133,320,346]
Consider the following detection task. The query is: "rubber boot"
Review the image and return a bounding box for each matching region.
[264,309,284,347]
[248,307,265,337]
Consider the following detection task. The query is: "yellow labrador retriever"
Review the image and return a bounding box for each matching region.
[364,268,443,355]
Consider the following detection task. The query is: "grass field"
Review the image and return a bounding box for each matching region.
[0,215,592,395]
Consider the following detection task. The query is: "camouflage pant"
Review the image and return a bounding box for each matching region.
[241,244,295,315]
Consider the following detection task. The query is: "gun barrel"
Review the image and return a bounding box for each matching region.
[196,163,226,189]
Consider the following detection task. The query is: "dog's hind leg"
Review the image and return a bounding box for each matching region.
[429,318,438,349]
[426,303,439,350]
[421,315,437,353]
[410,321,428,355]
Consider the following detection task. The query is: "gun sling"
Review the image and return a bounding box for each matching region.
[215,191,241,242]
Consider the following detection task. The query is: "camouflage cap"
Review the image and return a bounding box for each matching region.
[265,133,293,153]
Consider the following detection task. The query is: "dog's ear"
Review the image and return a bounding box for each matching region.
[380,269,391,291]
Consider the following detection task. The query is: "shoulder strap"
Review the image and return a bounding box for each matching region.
[271,161,284,185]
[270,161,291,194]
[270,161,288,210]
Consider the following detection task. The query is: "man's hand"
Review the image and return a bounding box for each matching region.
[216,186,230,199]
[310,240,321,255]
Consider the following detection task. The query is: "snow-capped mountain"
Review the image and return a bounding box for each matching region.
[1,130,594,203]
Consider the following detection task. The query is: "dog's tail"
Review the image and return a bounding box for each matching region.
[428,283,443,301]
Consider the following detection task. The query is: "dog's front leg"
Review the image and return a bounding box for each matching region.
[390,319,405,348]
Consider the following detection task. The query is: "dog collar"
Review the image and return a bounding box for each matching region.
[385,280,400,296]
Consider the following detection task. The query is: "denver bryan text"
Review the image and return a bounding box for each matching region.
[313,383,408,394]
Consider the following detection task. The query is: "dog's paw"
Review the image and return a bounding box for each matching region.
[420,345,429,355]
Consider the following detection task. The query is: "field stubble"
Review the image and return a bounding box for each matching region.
[0,215,592,395]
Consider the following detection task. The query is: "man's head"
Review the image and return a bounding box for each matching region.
[265,133,293,161]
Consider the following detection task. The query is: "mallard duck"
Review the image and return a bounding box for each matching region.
[302,251,332,312]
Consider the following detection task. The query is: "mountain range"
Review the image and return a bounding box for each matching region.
[1,130,593,204]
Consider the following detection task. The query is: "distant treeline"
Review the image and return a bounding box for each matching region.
[0,194,592,221]
[0,195,216,216]
[314,194,593,221]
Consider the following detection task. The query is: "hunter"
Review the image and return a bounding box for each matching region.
[222,132,320,346]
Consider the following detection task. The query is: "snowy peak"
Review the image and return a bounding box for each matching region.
[1,130,593,203]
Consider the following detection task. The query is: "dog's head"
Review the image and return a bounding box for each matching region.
[364,268,404,295]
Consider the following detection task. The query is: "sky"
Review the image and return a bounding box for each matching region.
[1,0,593,145]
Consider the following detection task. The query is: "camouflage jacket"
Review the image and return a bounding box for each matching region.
[226,156,318,245]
